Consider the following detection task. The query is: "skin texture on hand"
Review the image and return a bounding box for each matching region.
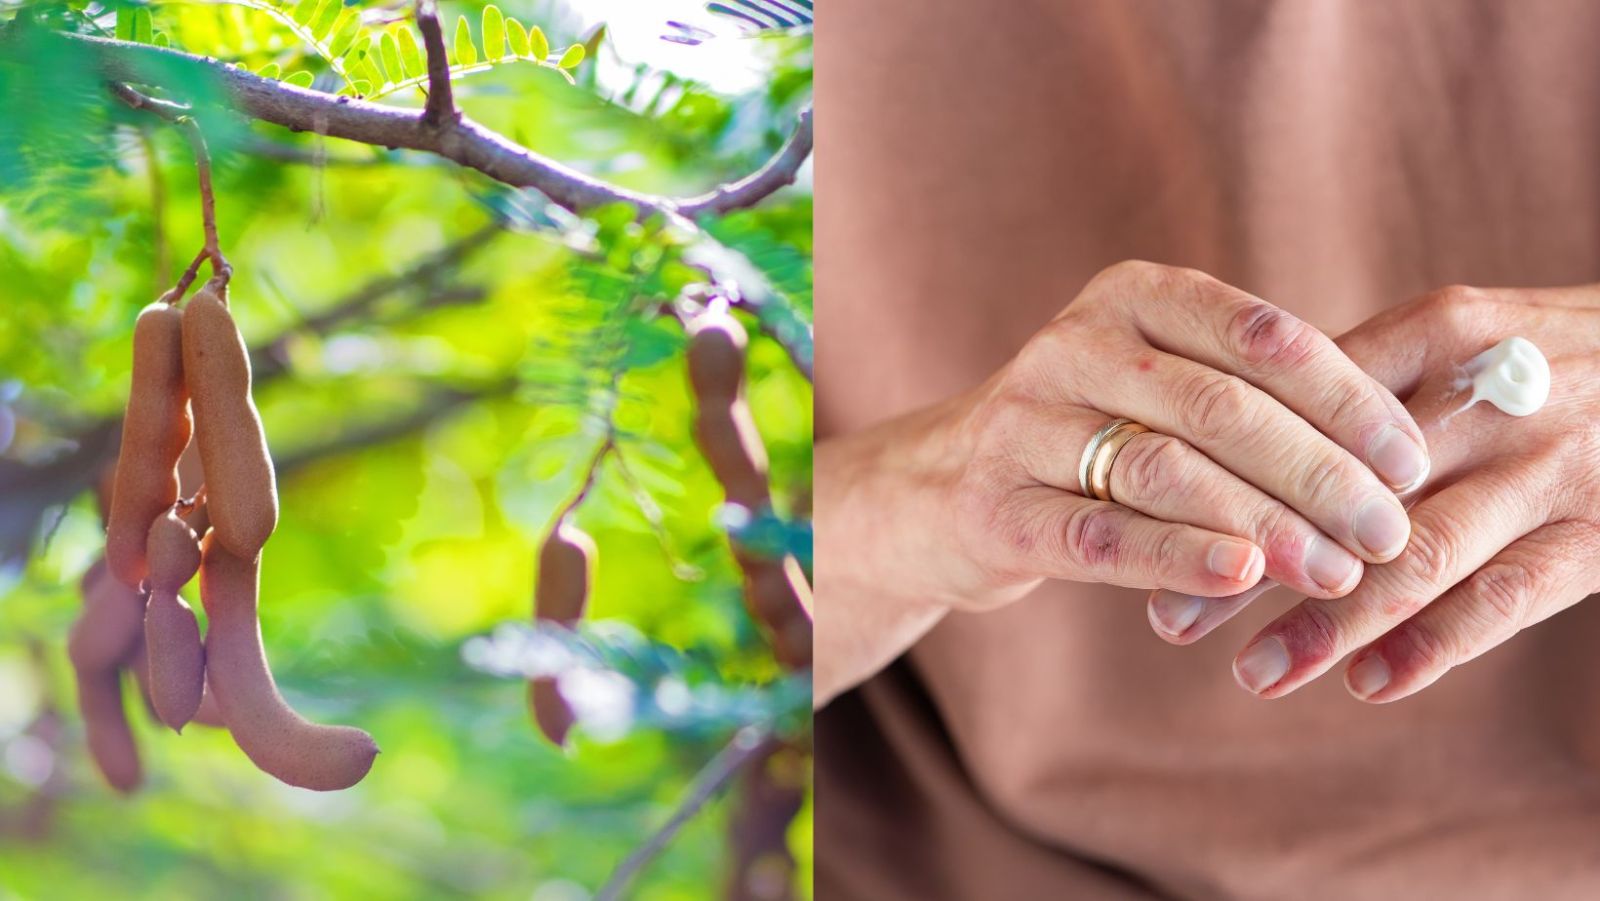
[1150,284,1600,703]
[815,260,1430,705]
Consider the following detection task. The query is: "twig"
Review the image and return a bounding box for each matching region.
[18,25,811,218]
[162,247,211,303]
[597,727,775,901]
[109,82,231,284]
[414,0,456,129]
[678,105,813,219]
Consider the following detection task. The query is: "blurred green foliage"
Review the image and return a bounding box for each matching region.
[0,2,812,898]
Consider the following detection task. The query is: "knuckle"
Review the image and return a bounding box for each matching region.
[1402,511,1467,587]
[1419,284,1490,333]
[1320,379,1379,431]
[1463,562,1533,631]
[1229,301,1318,368]
[1283,601,1342,662]
[1180,372,1254,444]
[1294,453,1350,508]
[1062,504,1126,571]
[1386,620,1456,674]
[1115,434,1191,509]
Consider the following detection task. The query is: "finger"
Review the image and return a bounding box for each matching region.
[1002,486,1264,597]
[1230,464,1553,698]
[1345,520,1599,703]
[1082,346,1412,564]
[1132,268,1431,492]
[1012,411,1363,599]
[1148,579,1279,644]
[1103,431,1362,599]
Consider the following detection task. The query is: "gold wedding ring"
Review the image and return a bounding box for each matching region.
[1077,418,1152,502]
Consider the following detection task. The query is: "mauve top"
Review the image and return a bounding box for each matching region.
[815,1,1600,898]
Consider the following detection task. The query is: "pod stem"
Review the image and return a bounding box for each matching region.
[110,83,232,295]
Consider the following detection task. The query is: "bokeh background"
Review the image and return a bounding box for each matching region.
[0,1,813,897]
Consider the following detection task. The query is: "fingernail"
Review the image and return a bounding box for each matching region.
[1353,497,1409,559]
[1234,636,1290,694]
[1208,540,1261,582]
[1149,591,1204,636]
[1346,654,1391,700]
[1367,425,1430,493]
[1304,535,1360,592]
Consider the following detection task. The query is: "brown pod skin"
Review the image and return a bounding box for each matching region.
[528,522,595,747]
[69,558,148,794]
[192,685,226,729]
[126,636,161,723]
[183,285,278,559]
[106,303,192,588]
[73,667,141,794]
[145,507,206,730]
[740,556,814,670]
[688,316,770,508]
[68,560,148,672]
[199,532,377,790]
[145,590,204,732]
[686,313,814,669]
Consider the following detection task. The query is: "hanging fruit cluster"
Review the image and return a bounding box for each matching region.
[77,274,377,793]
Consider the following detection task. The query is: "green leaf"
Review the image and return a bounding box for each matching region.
[350,79,372,96]
[380,32,404,82]
[556,44,584,69]
[133,8,153,44]
[397,25,424,79]
[153,31,171,48]
[285,69,315,88]
[327,9,364,59]
[481,6,505,60]
[453,17,477,66]
[257,62,282,80]
[115,8,134,40]
[310,0,342,43]
[528,24,548,62]
[505,17,530,57]
[355,53,385,90]
[289,0,320,26]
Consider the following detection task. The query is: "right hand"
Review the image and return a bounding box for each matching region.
[922,261,1430,616]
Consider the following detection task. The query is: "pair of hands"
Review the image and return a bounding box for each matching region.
[937,261,1600,703]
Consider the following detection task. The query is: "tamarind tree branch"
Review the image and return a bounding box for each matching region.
[11,23,810,219]
[414,0,457,129]
[677,105,813,219]
[597,727,777,901]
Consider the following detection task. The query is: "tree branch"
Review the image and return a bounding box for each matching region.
[679,105,813,219]
[16,25,809,218]
[414,0,456,129]
[597,727,775,901]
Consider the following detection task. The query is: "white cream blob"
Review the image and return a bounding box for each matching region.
[1456,336,1550,417]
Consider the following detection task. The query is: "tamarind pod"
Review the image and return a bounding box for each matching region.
[686,314,749,405]
[73,666,141,794]
[125,635,161,724]
[694,407,771,510]
[688,316,771,508]
[176,438,204,498]
[528,522,595,747]
[740,556,814,670]
[68,560,148,673]
[198,532,377,790]
[106,303,192,588]
[192,685,227,729]
[146,507,202,593]
[145,590,205,732]
[182,286,278,559]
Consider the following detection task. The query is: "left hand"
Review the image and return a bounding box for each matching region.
[1148,283,1600,702]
